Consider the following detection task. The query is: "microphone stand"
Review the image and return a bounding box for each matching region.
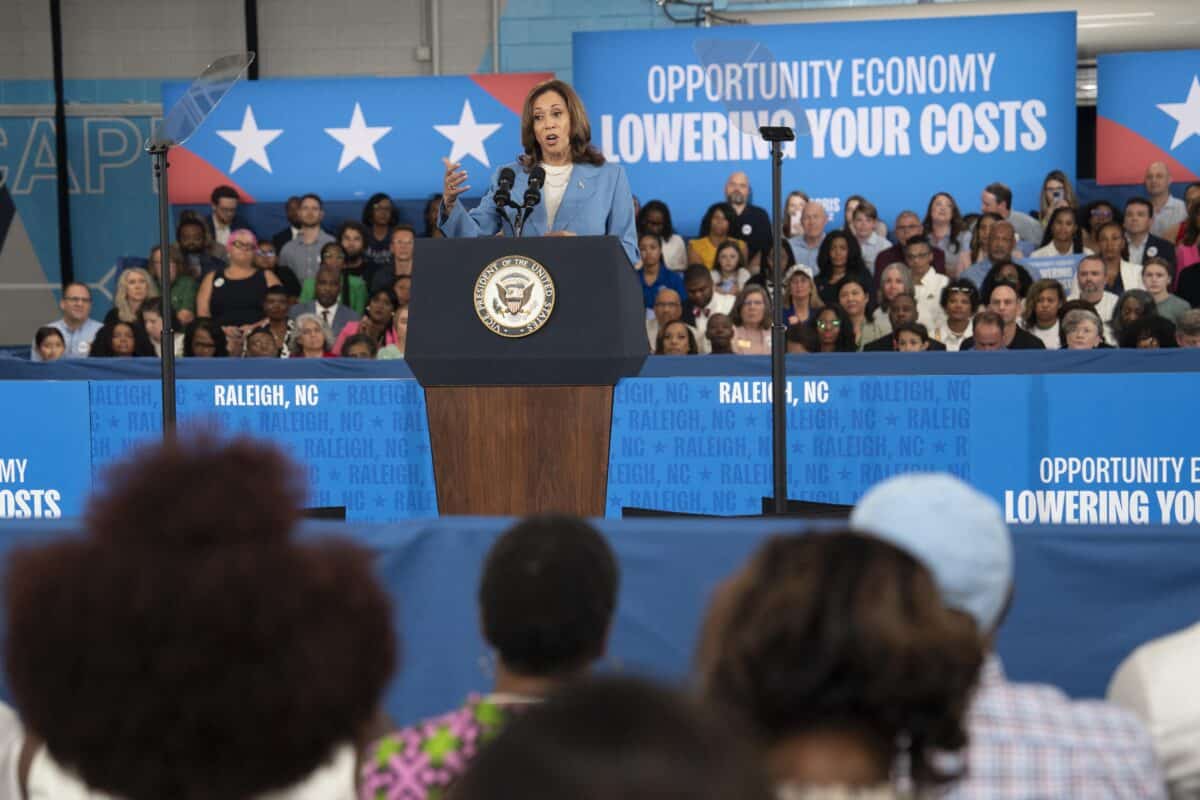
[759,125,796,515]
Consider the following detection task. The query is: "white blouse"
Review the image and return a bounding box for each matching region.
[541,163,574,230]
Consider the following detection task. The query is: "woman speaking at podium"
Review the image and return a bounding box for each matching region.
[439,79,639,266]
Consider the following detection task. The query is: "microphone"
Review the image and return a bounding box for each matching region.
[494,167,516,210]
[523,165,545,210]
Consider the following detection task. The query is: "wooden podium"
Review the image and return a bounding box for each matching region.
[406,237,647,516]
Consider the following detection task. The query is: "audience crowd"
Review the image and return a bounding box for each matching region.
[0,439,1191,799]
[28,162,1200,360]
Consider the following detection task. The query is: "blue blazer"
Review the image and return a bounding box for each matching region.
[441,160,638,266]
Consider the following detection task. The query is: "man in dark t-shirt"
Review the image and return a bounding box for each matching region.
[725,171,773,270]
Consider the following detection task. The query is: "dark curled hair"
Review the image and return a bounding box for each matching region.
[1120,315,1177,349]
[3,436,396,800]
[34,326,65,348]
[637,199,676,240]
[88,321,156,357]
[479,515,618,676]
[449,677,773,800]
[182,317,228,357]
[696,530,983,790]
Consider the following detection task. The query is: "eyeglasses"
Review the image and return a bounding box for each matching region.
[816,319,841,330]
[230,240,256,250]
[947,287,974,294]
[64,296,90,303]
[256,248,275,256]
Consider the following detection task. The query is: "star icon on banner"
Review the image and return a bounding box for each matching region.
[434,100,502,167]
[325,103,392,172]
[216,106,283,173]
[1157,75,1200,150]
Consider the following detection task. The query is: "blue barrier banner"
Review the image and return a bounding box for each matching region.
[574,12,1077,232]
[0,382,92,519]
[160,73,552,204]
[1025,253,1083,292]
[1097,49,1200,185]
[88,379,437,520]
[607,372,1200,526]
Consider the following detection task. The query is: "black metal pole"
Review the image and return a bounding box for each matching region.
[243,0,259,80]
[760,126,795,514]
[150,146,177,438]
[48,0,75,287]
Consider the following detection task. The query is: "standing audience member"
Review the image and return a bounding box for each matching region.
[1146,162,1188,238]
[1033,207,1089,257]
[930,280,979,351]
[361,515,619,800]
[981,181,1042,246]
[1070,255,1120,344]
[197,229,280,353]
[290,266,358,338]
[148,245,197,326]
[171,211,226,276]
[1142,258,1189,324]
[1038,169,1078,224]
[371,225,417,293]
[270,195,302,254]
[637,200,687,272]
[697,530,982,797]
[851,473,1166,800]
[688,202,746,270]
[1021,279,1066,349]
[705,313,734,354]
[730,285,771,355]
[1061,308,1107,350]
[1124,197,1176,269]
[205,185,246,247]
[278,194,335,283]
[290,313,333,359]
[88,321,155,358]
[361,193,398,278]
[33,327,65,362]
[183,318,228,358]
[104,267,158,325]
[29,283,103,361]
[787,201,829,271]
[337,221,372,284]
[1177,309,1200,347]
[724,171,772,269]
[1175,201,1200,301]
[4,437,395,800]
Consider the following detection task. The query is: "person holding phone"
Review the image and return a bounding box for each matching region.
[1038,170,1078,224]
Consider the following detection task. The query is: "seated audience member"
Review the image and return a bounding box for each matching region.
[962,220,1019,289]
[850,473,1165,799]
[787,200,829,271]
[1172,184,1200,242]
[961,310,1004,351]
[278,193,335,283]
[1142,258,1189,324]
[249,286,296,358]
[979,259,1035,302]
[449,677,771,800]
[361,193,398,277]
[925,191,970,264]
[730,285,772,355]
[684,264,735,336]
[421,194,445,239]
[205,184,247,247]
[1061,307,1108,350]
[782,265,821,327]
[1176,309,1200,348]
[1121,315,1178,349]
[270,195,301,254]
[370,225,417,294]
[809,304,857,353]
[197,229,281,338]
[138,298,184,358]
[836,274,888,350]
[253,239,300,302]
[88,320,154,358]
[0,702,20,798]
[1094,220,1144,295]
[104,267,158,325]
[1070,255,1120,344]
[646,287,688,351]
[655,319,698,355]
[391,274,412,309]
[864,293,946,352]
[849,198,888,267]
[706,312,734,354]
[1146,161,1188,238]
[902,238,949,330]
[1033,206,1089,257]
[981,180,1043,246]
[1175,201,1200,301]
[244,328,281,358]
[1038,169,1078,224]
[30,283,103,361]
[377,305,409,360]
[183,318,228,357]
[337,221,373,285]
[170,210,226,276]
[962,282,1045,350]
[697,530,982,797]
[785,322,819,354]
[638,232,686,309]
[724,170,772,270]
[1021,279,1066,350]
[333,288,397,356]
[290,313,333,359]
[148,245,197,326]
[1124,197,1177,269]
[4,437,394,799]
[875,211,947,279]
[33,326,65,362]
[340,333,379,359]
[960,211,1000,275]
[688,202,746,270]
[291,266,358,337]
[816,230,872,306]
[1082,199,1120,251]
[930,280,979,352]
[299,243,367,314]
[711,241,752,297]
[637,200,687,272]
[877,261,913,314]
[362,515,619,799]
[1112,290,1158,346]
[1109,621,1200,799]
[894,321,933,351]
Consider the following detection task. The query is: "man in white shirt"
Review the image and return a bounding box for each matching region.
[981,181,1042,248]
[1071,255,1119,344]
[1145,162,1188,239]
[683,265,734,338]
[903,239,948,331]
[29,283,103,360]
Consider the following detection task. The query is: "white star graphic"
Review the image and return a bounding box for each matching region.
[1157,75,1200,150]
[324,102,392,172]
[434,100,502,167]
[216,106,283,174]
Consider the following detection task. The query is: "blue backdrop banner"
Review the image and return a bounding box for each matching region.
[574,12,1077,233]
[0,381,92,519]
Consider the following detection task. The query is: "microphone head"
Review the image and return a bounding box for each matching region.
[527,165,546,190]
[498,167,516,189]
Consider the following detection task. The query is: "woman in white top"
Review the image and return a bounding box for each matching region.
[1031,207,1091,258]
[929,279,979,352]
[637,200,688,272]
[1020,279,1066,349]
[1093,220,1144,295]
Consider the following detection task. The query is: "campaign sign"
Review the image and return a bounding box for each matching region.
[607,371,1200,527]
[160,73,552,203]
[1025,253,1083,293]
[0,382,92,520]
[574,12,1076,233]
[1097,50,1200,185]
[89,379,437,520]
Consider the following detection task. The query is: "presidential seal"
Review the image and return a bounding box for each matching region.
[474,255,556,338]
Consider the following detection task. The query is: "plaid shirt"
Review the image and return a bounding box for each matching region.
[944,656,1166,799]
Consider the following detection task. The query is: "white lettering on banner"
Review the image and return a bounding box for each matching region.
[0,458,63,519]
[603,111,797,163]
[850,53,996,97]
[0,459,28,484]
